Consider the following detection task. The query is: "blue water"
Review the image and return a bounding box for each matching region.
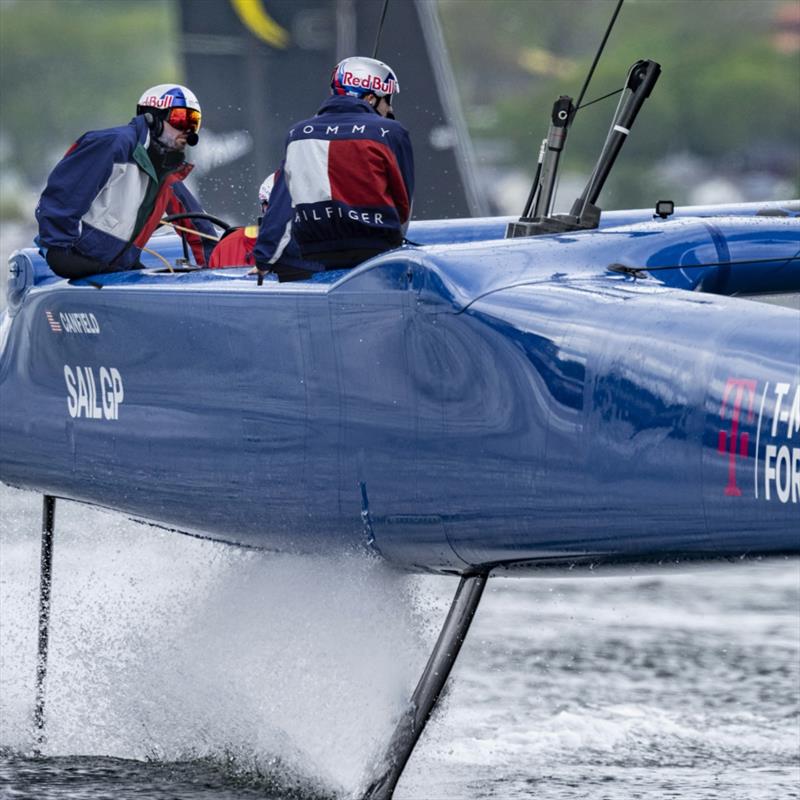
[1,484,798,799]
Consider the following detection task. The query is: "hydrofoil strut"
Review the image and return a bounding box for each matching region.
[362,569,490,799]
[33,495,56,752]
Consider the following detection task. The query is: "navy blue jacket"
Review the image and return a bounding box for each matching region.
[255,96,414,271]
[36,116,214,269]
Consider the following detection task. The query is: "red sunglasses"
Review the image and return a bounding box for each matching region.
[166,107,201,133]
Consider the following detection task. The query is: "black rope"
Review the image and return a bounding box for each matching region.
[372,0,391,59]
[576,87,624,111]
[611,254,799,273]
[574,0,625,112]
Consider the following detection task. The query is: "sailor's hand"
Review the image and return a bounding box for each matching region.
[249,266,269,286]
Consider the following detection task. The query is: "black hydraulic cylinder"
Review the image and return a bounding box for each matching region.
[529,96,575,221]
[570,59,661,219]
[362,571,489,800]
[34,495,56,750]
[521,140,546,220]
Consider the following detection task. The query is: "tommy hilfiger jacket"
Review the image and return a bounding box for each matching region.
[36,115,213,271]
[255,95,414,271]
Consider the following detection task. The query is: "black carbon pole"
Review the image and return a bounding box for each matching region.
[33,495,56,751]
[569,58,661,219]
[574,0,624,113]
[372,0,391,58]
[362,570,489,800]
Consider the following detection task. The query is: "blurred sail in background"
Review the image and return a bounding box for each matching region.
[178,0,487,222]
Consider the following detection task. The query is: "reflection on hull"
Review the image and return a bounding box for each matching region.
[2,206,799,572]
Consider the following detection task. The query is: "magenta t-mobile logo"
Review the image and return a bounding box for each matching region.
[718,378,757,497]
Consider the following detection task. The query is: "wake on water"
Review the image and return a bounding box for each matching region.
[0,484,446,797]
[1,481,798,799]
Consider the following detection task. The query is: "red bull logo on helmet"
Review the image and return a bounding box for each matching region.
[137,85,200,112]
[342,71,397,96]
[140,94,175,109]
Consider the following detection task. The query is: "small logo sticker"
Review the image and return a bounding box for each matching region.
[45,310,62,333]
[720,377,799,503]
[46,311,101,335]
[718,378,756,496]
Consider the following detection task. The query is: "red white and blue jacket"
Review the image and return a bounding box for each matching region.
[255,95,414,270]
[36,115,214,270]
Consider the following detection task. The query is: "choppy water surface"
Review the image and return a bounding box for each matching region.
[1,484,798,799]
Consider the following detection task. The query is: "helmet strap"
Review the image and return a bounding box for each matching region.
[141,111,164,139]
[147,136,184,173]
[366,94,394,119]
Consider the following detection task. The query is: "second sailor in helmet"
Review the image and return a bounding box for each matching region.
[255,56,414,282]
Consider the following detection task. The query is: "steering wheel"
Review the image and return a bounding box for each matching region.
[160,212,234,266]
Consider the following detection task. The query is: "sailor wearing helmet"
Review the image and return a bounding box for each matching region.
[255,56,415,282]
[36,84,216,279]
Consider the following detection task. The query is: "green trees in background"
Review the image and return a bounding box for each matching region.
[440,0,800,207]
[0,0,179,217]
[0,0,798,217]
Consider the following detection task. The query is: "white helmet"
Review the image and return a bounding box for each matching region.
[330,56,399,99]
[136,84,201,115]
[136,84,201,146]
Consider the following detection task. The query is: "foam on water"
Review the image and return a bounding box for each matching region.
[0,485,440,796]
[399,563,800,799]
[2,482,799,799]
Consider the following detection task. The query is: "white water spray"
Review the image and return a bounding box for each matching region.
[0,485,442,795]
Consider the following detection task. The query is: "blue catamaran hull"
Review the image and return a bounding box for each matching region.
[2,208,798,572]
